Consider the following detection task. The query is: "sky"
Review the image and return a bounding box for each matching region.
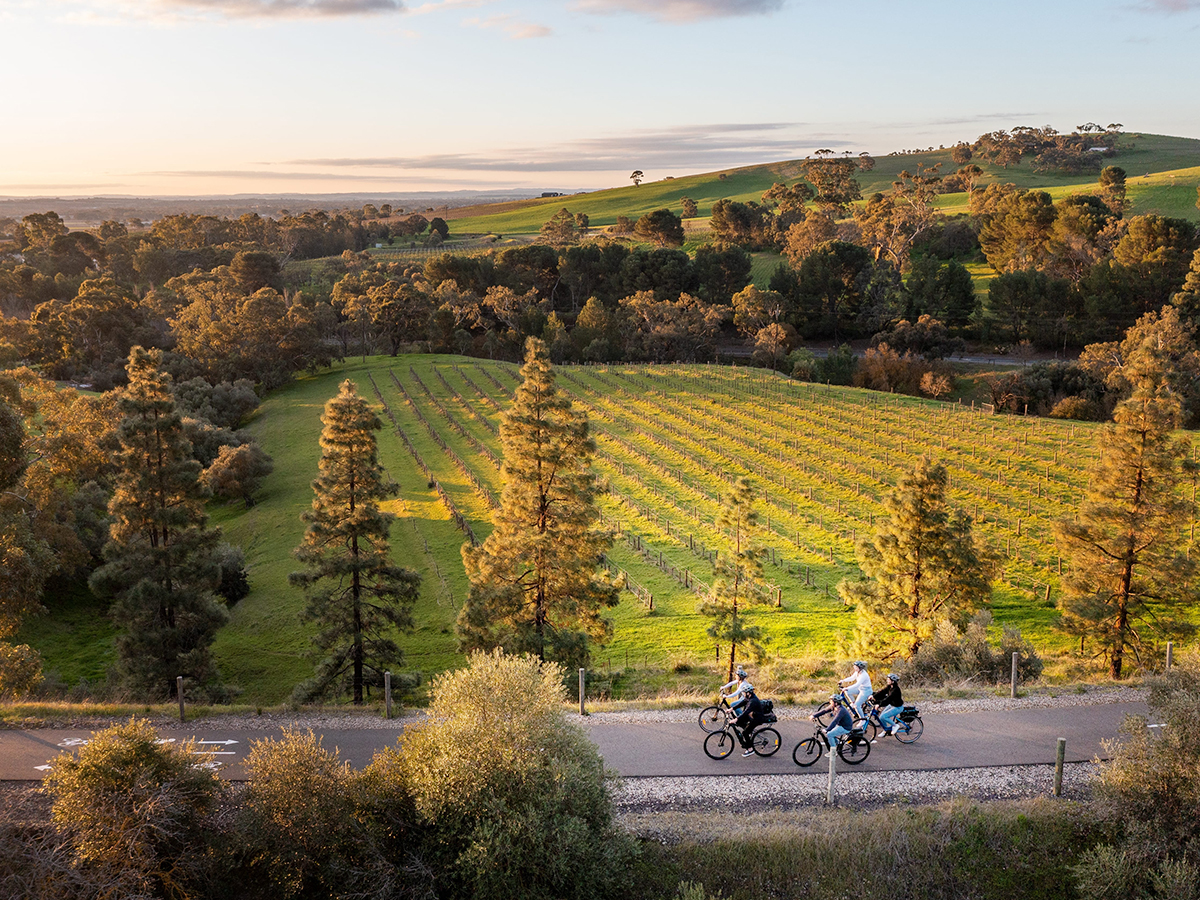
[1,0,1199,198]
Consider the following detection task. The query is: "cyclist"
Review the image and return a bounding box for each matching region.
[871,672,905,736]
[812,693,853,756]
[719,666,754,718]
[839,660,873,719]
[720,666,765,757]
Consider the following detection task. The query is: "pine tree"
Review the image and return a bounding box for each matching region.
[700,476,769,680]
[458,338,617,667]
[290,380,420,704]
[1055,381,1196,678]
[839,457,993,659]
[89,347,226,697]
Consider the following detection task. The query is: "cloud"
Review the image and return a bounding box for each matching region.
[573,0,783,22]
[141,169,409,180]
[1135,0,1200,10]
[285,122,855,173]
[153,0,406,19]
[463,12,551,37]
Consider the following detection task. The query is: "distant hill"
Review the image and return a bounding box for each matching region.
[444,132,1200,234]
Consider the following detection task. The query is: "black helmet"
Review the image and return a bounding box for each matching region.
[829,694,843,705]
[853,660,867,670]
[887,672,899,682]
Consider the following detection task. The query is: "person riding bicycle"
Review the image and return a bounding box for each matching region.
[720,666,765,757]
[812,693,853,755]
[719,666,754,717]
[871,672,905,736]
[839,660,873,720]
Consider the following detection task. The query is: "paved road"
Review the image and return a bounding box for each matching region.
[0,701,1149,781]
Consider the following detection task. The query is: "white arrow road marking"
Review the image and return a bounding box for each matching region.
[1147,723,1167,729]
[190,750,237,755]
[35,765,52,771]
[195,740,238,746]
[57,738,89,747]
[155,738,177,745]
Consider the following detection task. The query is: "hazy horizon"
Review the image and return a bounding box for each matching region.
[3,0,1199,198]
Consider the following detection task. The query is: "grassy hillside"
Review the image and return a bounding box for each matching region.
[445,133,1200,235]
[200,359,1125,702]
[29,356,1196,704]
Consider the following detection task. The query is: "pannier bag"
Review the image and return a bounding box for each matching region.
[899,705,919,722]
[761,699,777,723]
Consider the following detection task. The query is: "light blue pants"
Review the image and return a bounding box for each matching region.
[826,724,850,749]
[878,705,902,732]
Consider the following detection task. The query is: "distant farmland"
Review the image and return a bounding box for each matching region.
[187,356,1155,702]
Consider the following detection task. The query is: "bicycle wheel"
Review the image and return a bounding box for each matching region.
[792,737,824,767]
[698,705,728,733]
[894,716,924,744]
[751,727,781,757]
[704,729,737,760]
[837,732,871,765]
[812,702,834,727]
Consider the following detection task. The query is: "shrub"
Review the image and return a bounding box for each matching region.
[853,343,932,395]
[0,642,43,698]
[898,612,1043,685]
[42,718,223,898]
[1048,395,1101,421]
[1074,663,1200,898]
[231,728,398,900]
[375,649,638,900]
[788,348,818,380]
[818,343,858,385]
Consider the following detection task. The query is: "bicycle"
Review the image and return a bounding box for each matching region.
[812,688,877,741]
[792,722,871,766]
[698,695,738,733]
[703,707,782,760]
[860,698,924,743]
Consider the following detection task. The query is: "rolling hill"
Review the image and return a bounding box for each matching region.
[442,132,1200,235]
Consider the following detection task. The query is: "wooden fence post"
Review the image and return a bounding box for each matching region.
[826,742,837,805]
[1053,737,1066,797]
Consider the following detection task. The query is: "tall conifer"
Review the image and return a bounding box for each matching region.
[290,380,420,704]
[458,338,617,667]
[90,347,226,697]
[1056,383,1196,677]
[700,476,769,681]
[840,457,993,659]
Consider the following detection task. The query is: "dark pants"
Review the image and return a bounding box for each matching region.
[735,698,764,746]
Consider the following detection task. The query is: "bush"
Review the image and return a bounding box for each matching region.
[0,642,43,698]
[229,729,397,900]
[818,343,857,385]
[1049,395,1101,421]
[1074,663,1200,898]
[899,612,1043,685]
[375,650,638,900]
[42,718,223,898]
[788,348,818,380]
[853,343,933,395]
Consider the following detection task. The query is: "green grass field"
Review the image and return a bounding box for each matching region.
[444,133,1200,235]
[25,356,1196,705]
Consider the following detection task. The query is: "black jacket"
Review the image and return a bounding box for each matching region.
[872,682,903,708]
